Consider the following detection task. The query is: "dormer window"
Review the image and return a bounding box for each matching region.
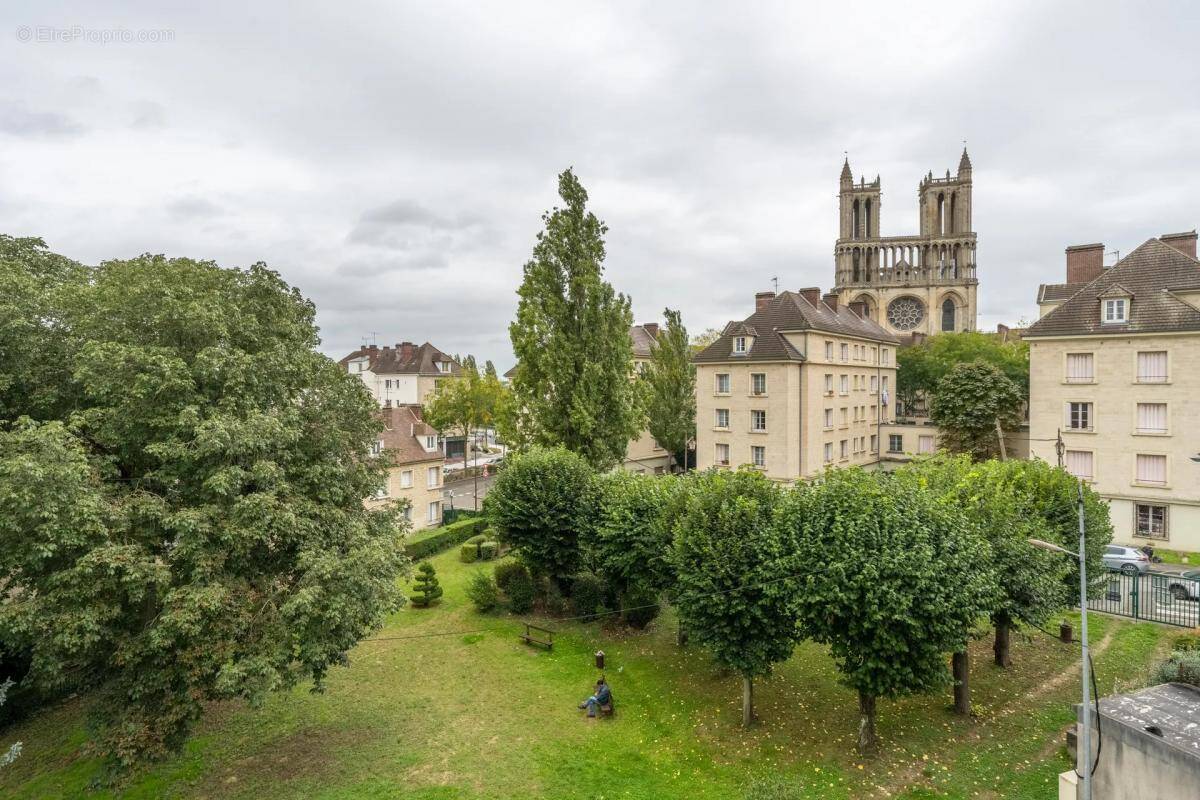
[733,336,748,354]
[425,435,436,450]
[1103,298,1127,323]
[437,361,452,373]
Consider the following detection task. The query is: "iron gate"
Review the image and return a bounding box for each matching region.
[1089,569,1200,628]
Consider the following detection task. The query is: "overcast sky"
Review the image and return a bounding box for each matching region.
[3,1,1198,369]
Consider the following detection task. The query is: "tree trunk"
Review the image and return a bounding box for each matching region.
[993,617,1012,668]
[952,650,970,716]
[742,673,754,727]
[857,690,878,755]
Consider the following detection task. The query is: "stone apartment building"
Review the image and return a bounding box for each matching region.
[1026,232,1200,552]
[693,289,898,480]
[833,150,979,339]
[625,322,673,474]
[340,341,461,408]
[366,404,446,533]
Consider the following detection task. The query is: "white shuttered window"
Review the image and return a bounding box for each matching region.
[1136,351,1168,383]
[1065,450,1093,480]
[1136,403,1167,434]
[1135,454,1167,485]
[1065,353,1094,382]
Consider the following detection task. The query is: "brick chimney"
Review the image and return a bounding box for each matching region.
[755,291,776,313]
[1160,230,1197,259]
[822,292,839,311]
[1066,243,1105,284]
[642,323,659,338]
[848,301,868,318]
[399,341,414,362]
[798,287,822,307]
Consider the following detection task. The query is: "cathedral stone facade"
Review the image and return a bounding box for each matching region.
[833,150,979,338]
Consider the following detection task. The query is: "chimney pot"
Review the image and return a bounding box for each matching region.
[822,292,839,311]
[755,291,776,314]
[1065,243,1105,284]
[798,287,822,307]
[1160,230,1197,259]
[399,341,415,361]
[848,301,868,318]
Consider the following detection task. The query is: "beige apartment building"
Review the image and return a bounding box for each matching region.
[693,288,898,481]
[367,404,446,532]
[340,341,462,407]
[1027,233,1200,552]
[624,322,673,474]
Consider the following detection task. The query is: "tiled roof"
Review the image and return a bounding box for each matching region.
[340,342,461,377]
[693,290,899,364]
[629,324,659,358]
[1025,238,1200,338]
[377,405,444,466]
[1037,283,1085,303]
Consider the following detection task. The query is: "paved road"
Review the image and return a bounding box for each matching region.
[443,473,497,513]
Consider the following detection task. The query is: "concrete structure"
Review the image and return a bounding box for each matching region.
[367,404,445,532]
[1027,233,1200,552]
[623,322,673,474]
[339,341,462,407]
[1061,682,1200,799]
[877,420,1030,466]
[834,150,979,340]
[693,289,898,481]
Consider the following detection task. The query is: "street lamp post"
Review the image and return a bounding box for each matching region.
[1028,481,1091,800]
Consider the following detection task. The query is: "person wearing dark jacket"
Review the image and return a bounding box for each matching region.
[578,677,612,717]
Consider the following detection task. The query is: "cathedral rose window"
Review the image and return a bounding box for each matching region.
[886,297,925,330]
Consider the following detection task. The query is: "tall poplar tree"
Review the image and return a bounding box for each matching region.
[508,169,639,471]
[638,308,695,471]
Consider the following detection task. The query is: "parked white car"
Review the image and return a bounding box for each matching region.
[1102,545,1150,575]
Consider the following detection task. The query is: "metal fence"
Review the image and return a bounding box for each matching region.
[1090,569,1200,628]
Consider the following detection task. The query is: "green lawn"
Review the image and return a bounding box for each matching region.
[0,550,1176,799]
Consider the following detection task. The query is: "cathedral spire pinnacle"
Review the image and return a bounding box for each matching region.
[840,156,853,186]
[958,146,972,174]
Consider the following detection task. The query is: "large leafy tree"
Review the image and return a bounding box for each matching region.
[672,469,795,727]
[638,308,696,471]
[483,446,596,588]
[508,169,640,470]
[0,250,408,771]
[424,361,503,510]
[781,468,996,754]
[896,330,1029,414]
[928,360,1025,461]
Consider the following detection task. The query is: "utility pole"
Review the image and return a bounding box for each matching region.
[1056,428,1066,468]
[1077,480,1092,800]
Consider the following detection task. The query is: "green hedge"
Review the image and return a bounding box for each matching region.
[460,543,479,563]
[406,517,487,561]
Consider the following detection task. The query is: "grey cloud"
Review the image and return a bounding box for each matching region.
[0,102,86,137]
[165,196,226,221]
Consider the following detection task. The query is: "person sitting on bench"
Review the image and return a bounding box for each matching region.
[577,677,612,717]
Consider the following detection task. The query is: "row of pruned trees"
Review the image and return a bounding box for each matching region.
[485,447,1111,754]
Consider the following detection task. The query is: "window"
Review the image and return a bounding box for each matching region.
[840,440,848,460]
[839,375,849,395]
[1067,402,1092,431]
[427,466,440,487]
[823,408,833,428]
[370,439,384,456]
[918,435,935,454]
[425,435,436,450]
[750,373,767,395]
[870,375,878,393]
[1135,454,1167,485]
[1103,298,1127,323]
[751,410,767,432]
[869,434,878,453]
[400,470,413,488]
[733,336,748,354]
[888,434,903,453]
[715,408,730,428]
[716,373,730,394]
[751,445,766,468]
[825,341,833,359]
[1136,402,1167,434]
[427,500,441,523]
[840,407,848,427]
[715,443,730,466]
[853,406,859,422]
[941,298,956,332]
[1065,353,1094,383]
[1136,351,1168,383]
[1135,504,1168,540]
[881,348,890,366]
[437,361,452,373]
[870,347,877,363]
[824,374,834,394]
[1065,450,1094,480]
[824,442,833,462]
[840,343,849,362]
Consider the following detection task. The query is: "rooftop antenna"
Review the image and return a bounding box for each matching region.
[1107,249,1120,265]
[771,276,779,294]
[362,331,378,346]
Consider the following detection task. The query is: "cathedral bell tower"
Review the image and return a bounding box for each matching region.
[833,149,979,339]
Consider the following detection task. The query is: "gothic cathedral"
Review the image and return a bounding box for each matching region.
[833,150,979,339]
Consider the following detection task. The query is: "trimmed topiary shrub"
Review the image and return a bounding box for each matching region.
[459,543,479,563]
[466,533,488,545]
[479,541,499,560]
[571,574,608,621]
[410,562,443,607]
[494,562,535,614]
[465,571,500,612]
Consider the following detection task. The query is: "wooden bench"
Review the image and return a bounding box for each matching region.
[520,623,554,650]
[598,701,614,718]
